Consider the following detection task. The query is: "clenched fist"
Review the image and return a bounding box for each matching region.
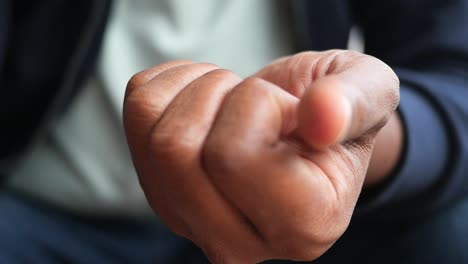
[123,50,400,263]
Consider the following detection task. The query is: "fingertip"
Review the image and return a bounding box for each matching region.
[297,86,351,149]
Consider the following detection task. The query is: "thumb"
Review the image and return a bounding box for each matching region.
[255,50,400,149]
[296,76,352,149]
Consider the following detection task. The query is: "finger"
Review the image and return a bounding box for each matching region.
[253,52,320,97]
[203,78,335,260]
[125,60,193,97]
[203,77,300,150]
[124,62,219,175]
[123,63,218,235]
[124,62,219,176]
[151,70,268,262]
[256,50,400,148]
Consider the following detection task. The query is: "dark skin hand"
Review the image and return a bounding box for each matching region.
[124,50,402,263]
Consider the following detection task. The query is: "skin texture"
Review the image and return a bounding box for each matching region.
[123,50,402,263]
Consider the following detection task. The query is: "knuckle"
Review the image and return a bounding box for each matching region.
[324,50,359,74]
[279,51,319,96]
[240,76,270,90]
[235,77,274,100]
[126,70,152,96]
[126,60,196,96]
[150,131,198,167]
[182,62,219,76]
[204,68,240,82]
[123,88,145,111]
[306,50,349,79]
[123,91,165,126]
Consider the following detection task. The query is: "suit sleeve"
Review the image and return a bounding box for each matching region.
[351,0,468,221]
[0,0,11,183]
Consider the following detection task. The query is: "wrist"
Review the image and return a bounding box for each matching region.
[364,111,404,188]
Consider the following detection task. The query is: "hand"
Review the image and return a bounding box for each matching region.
[123,50,400,263]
